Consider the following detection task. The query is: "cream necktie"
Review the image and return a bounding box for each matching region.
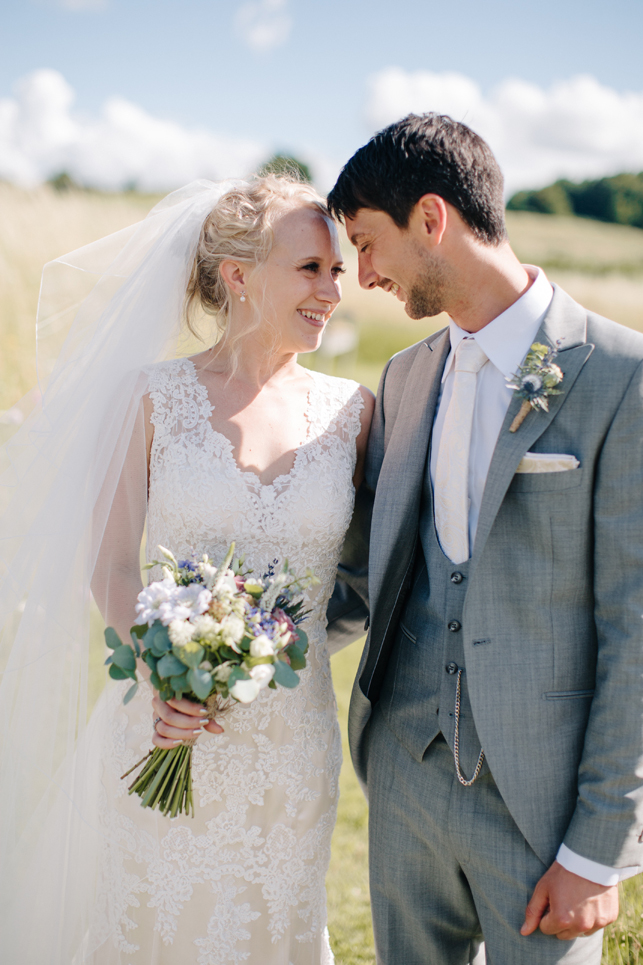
[434,338,488,564]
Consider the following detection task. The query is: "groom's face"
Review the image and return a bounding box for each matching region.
[344,207,448,320]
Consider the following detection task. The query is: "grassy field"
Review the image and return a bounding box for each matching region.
[2,185,643,962]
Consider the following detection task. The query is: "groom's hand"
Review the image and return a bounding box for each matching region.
[520,861,619,940]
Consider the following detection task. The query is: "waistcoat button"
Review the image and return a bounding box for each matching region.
[446,662,458,674]
[450,572,464,584]
[448,620,462,633]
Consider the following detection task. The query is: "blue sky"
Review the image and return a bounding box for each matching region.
[2,0,643,192]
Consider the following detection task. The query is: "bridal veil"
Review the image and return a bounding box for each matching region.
[0,180,236,961]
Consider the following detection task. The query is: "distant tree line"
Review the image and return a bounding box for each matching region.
[46,155,313,196]
[507,172,643,229]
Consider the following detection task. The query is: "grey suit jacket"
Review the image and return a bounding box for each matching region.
[329,284,643,870]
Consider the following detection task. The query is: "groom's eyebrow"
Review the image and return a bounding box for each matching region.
[349,232,365,246]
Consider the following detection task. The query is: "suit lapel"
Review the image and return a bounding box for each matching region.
[471,286,594,569]
[361,329,450,693]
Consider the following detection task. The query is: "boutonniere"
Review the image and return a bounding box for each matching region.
[507,342,563,432]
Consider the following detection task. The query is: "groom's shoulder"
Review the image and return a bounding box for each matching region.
[383,327,448,383]
[586,310,643,366]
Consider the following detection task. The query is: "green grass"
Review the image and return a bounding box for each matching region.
[328,643,376,964]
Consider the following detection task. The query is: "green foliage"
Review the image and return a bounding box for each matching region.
[273,657,299,688]
[508,172,643,229]
[328,643,375,964]
[509,182,573,216]
[47,171,81,193]
[157,651,187,678]
[258,153,312,183]
[104,627,121,650]
[187,666,213,700]
[601,877,643,963]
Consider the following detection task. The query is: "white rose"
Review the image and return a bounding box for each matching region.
[230,677,261,703]
[249,664,275,690]
[250,633,275,658]
[168,619,196,647]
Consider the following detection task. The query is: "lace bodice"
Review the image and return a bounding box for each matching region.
[92,358,364,965]
[146,359,363,608]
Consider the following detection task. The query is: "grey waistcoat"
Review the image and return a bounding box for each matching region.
[379,456,486,780]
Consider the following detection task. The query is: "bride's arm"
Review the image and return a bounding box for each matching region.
[91,394,222,747]
[91,399,148,649]
[353,385,375,489]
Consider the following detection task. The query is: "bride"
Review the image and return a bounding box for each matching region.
[0,176,373,964]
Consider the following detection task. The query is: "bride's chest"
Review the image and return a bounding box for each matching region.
[148,425,356,539]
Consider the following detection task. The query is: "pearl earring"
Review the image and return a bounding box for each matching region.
[240,290,246,303]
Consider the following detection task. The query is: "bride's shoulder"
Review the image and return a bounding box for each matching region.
[307,369,374,412]
[142,356,198,393]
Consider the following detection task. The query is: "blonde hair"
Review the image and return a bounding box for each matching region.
[185,174,331,364]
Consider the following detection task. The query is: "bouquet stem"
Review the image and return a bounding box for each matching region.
[125,695,222,818]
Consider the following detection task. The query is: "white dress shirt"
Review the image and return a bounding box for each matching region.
[430,265,639,886]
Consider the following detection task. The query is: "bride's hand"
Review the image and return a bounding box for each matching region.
[151,694,224,749]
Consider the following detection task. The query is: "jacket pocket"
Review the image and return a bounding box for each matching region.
[543,689,595,700]
[511,468,583,493]
[399,622,418,645]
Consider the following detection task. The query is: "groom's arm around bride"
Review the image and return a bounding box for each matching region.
[327,112,643,965]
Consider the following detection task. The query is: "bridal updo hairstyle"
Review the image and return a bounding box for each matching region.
[186,174,330,352]
[327,112,507,246]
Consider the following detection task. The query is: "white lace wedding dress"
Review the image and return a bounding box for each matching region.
[91,359,364,965]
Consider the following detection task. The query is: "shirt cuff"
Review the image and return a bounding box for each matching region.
[556,844,640,886]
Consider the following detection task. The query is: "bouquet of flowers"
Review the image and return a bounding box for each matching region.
[105,543,317,818]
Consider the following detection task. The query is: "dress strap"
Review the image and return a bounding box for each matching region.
[145,358,212,455]
[306,371,364,448]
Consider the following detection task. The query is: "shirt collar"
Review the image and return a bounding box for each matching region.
[442,266,554,383]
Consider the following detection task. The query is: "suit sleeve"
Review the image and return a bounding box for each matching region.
[562,359,643,868]
[325,359,391,653]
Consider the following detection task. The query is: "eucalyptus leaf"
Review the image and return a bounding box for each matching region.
[157,651,187,678]
[109,664,129,681]
[187,667,213,701]
[273,659,299,689]
[123,682,139,705]
[144,651,158,673]
[104,627,122,651]
[129,630,141,657]
[284,643,306,671]
[227,666,249,689]
[149,671,162,691]
[111,645,136,671]
[173,640,205,669]
[149,625,172,656]
[170,671,189,697]
[294,629,308,654]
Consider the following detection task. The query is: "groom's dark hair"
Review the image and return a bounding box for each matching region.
[327,113,506,246]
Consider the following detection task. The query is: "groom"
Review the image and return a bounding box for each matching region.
[326,113,643,964]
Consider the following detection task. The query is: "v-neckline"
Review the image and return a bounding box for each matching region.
[185,359,317,490]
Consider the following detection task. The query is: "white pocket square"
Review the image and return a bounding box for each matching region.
[516,453,580,474]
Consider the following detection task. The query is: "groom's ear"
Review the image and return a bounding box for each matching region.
[411,194,449,249]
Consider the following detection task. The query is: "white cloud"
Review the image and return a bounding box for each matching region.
[235,0,292,52]
[0,70,269,191]
[366,68,643,194]
[57,0,107,10]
